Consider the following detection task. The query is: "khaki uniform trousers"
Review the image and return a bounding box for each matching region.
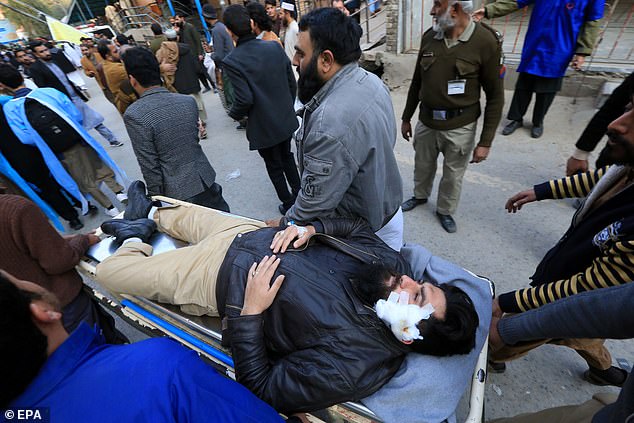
[488,392,616,423]
[490,337,613,370]
[96,204,266,316]
[413,120,476,215]
[61,144,123,209]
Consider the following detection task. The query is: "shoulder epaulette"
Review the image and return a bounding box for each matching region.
[478,21,504,45]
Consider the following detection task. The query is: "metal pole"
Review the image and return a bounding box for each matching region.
[192,0,211,42]
[365,1,370,43]
[165,0,175,16]
[81,0,95,19]
[0,1,47,23]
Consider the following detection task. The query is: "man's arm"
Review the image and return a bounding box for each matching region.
[497,231,634,313]
[123,113,164,195]
[16,200,94,274]
[505,167,608,212]
[189,25,203,57]
[476,26,504,149]
[496,283,634,346]
[223,63,253,121]
[284,135,359,225]
[400,40,425,137]
[229,314,397,413]
[482,0,522,20]
[568,73,634,175]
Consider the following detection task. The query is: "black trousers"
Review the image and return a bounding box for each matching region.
[197,59,215,90]
[63,289,128,344]
[187,181,231,213]
[507,73,561,127]
[31,176,79,222]
[258,138,301,207]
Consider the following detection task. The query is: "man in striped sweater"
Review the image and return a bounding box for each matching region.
[490,91,634,387]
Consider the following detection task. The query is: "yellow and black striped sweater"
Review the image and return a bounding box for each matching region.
[499,166,634,313]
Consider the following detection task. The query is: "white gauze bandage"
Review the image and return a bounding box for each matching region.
[375,291,435,343]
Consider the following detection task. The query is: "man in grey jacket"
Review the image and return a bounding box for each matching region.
[202,5,236,113]
[272,8,404,251]
[121,48,229,211]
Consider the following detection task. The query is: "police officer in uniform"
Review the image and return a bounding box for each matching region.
[401,0,504,233]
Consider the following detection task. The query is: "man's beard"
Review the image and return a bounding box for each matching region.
[432,7,456,33]
[297,53,325,104]
[604,130,634,166]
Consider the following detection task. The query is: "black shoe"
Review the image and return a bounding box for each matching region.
[531,125,544,138]
[101,218,157,244]
[488,360,506,374]
[583,365,628,387]
[124,180,154,220]
[436,212,456,233]
[502,120,522,136]
[83,204,99,216]
[68,218,84,230]
[402,197,428,212]
[236,124,246,130]
[202,87,211,93]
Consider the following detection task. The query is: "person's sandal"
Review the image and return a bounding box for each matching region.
[583,365,627,387]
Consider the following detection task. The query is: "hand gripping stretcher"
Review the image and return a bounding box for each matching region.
[77,196,490,423]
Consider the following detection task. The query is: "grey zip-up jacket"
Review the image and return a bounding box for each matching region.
[285,63,403,231]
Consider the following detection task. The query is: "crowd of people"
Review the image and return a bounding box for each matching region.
[1,0,633,422]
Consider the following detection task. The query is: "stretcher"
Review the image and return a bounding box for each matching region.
[77,196,489,423]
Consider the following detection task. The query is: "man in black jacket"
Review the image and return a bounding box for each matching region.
[28,41,123,148]
[222,5,300,215]
[95,182,479,413]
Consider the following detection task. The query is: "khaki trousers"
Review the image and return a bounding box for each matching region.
[95,204,266,316]
[61,144,123,208]
[490,337,613,370]
[412,120,476,215]
[488,393,616,423]
[189,92,208,122]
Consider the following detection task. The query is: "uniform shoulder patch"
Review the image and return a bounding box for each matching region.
[478,21,504,45]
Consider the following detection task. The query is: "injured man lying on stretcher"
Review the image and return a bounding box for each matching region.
[95,183,491,419]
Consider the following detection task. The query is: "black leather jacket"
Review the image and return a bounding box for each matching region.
[216,218,411,413]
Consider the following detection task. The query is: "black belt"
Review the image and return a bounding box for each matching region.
[421,104,476,121]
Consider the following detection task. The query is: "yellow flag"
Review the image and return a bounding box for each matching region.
[46,16,87,45]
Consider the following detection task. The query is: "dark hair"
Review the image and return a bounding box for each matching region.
[264,0,277,6]
[97,40,111,60]
[28,40,45,51]
[0,63,24,89]
[223,4,253,38]
[150,23,163,35]
[410,285,479,357]
[121,47,162,88]
[247,2,273,32]
[298,7,362,66]
[115,34,129,45]
[0,273,48,408]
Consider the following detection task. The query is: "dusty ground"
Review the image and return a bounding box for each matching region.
[74,72,632,421]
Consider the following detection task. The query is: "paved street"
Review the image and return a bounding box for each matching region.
[77,74,632,421]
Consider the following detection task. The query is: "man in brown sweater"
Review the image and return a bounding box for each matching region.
[400,0,504,233]
[0,193,125,343]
